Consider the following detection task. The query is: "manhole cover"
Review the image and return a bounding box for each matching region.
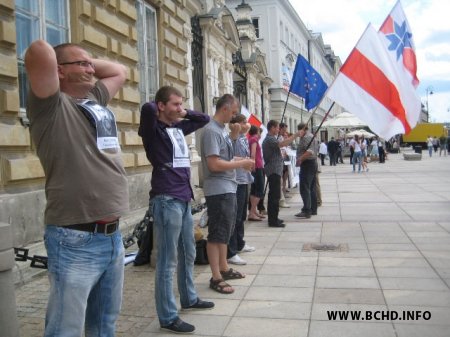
[302,243,349,252]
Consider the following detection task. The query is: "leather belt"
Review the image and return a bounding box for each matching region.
[65,220,119,236]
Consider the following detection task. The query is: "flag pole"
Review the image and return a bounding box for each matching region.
[305,101,335,150]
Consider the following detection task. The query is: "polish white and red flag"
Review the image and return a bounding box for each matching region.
[326,2,421,139]
[240,106,267,142]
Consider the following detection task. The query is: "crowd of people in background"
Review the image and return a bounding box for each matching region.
[428,135,449,157]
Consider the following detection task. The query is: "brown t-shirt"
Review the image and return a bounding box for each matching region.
[27,82,129,225]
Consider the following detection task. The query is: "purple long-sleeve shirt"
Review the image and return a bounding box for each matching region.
[138,102,210,201]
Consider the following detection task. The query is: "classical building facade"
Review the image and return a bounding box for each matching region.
[0,0,271,247]
[226,0,343,133]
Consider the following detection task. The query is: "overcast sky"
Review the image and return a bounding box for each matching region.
[291,0,450,123]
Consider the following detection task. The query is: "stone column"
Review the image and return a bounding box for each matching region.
[0,223,19,337]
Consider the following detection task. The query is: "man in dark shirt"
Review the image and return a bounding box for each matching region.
[295,123,318,219]
[139,86,213,334]
[327,137,339,166]
[262,120,300,227]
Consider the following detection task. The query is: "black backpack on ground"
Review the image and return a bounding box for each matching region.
[133,210,153,266]
[194,239,209,265]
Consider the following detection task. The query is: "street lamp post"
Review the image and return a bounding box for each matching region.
[425,86,434,123]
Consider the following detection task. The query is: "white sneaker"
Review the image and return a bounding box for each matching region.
[279,201,290,208]
[227,254,247,265]
[240,244,255,253]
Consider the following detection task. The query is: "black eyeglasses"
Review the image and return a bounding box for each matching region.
[59,60,95,69]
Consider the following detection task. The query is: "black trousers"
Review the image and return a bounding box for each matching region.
[299,160,318,215]
[267,173,281,226]
[378,147,385,163]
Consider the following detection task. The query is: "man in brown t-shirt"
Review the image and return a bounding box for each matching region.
[25,40,128,336]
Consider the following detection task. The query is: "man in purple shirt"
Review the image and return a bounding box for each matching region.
[139,86,213,334]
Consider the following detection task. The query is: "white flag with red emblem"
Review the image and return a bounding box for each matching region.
[326,2,421,139]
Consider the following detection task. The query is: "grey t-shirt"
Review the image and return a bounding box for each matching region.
[201,119,237,196]
[27,82,129,225]
[262,134,283,177]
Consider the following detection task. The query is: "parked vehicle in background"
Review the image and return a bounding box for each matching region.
[401,123,448,149]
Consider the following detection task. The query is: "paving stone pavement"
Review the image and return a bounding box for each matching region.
[15,150,450,337]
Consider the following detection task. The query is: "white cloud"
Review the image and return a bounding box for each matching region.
[290,0,450,122]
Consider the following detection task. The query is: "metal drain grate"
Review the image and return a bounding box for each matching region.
[302,243,349,252]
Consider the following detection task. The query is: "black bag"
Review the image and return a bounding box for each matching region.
[133,210,153,266]
[194,239,209,265]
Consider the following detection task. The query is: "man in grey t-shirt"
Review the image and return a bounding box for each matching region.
[262,120,300,227]
[25,40,127,336]
[200,94,254,294]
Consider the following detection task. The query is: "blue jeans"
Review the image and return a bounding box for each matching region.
[152,195,197,326]
[44,225,124,337]
[352,151,362,172]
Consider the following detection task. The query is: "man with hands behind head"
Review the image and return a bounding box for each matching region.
[25,40,128,337]
[139,86,213,334]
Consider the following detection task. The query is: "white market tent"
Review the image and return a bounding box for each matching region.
[346,129,377,138]
[322,112,367,128]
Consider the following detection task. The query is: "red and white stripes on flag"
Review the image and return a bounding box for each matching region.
[326,3,421,140]
[240,106,267,143]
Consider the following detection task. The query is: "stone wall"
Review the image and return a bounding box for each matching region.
[0,0,202,247]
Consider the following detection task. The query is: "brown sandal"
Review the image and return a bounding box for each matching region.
[220,268,245,280]
[209,278,234,294]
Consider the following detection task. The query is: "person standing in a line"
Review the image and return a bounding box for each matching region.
[295,123,318,219]
[262,120,300,227]
[139,86,213,334]
[200,94,254,294]
[248,126,266,220]
[25,40,128,336]
[227,114,256,266]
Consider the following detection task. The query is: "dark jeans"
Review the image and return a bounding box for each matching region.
[299,160,317,215]
[228,184,247,258]
[267,173,281,225]
[319,153,326,165]
[329,151,337,166]
[378,147,385,163]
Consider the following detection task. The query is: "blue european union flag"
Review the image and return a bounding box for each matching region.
[290,55,328,110]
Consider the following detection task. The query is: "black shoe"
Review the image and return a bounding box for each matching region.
[182,298,215,310]
[269,220,285,227]
[312,211,317,215]
[161,318,195,334]
[295,212,311,219]
[278,219,284,224]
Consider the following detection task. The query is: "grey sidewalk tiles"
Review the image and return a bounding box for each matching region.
[16,153,450,337]
[394,324,450,337]
[244,286,314,302]
[383,290,450,307]
[314,288,385,305]
[308,321,396,337]
[223,317,309,337]
[316,276,380,289]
